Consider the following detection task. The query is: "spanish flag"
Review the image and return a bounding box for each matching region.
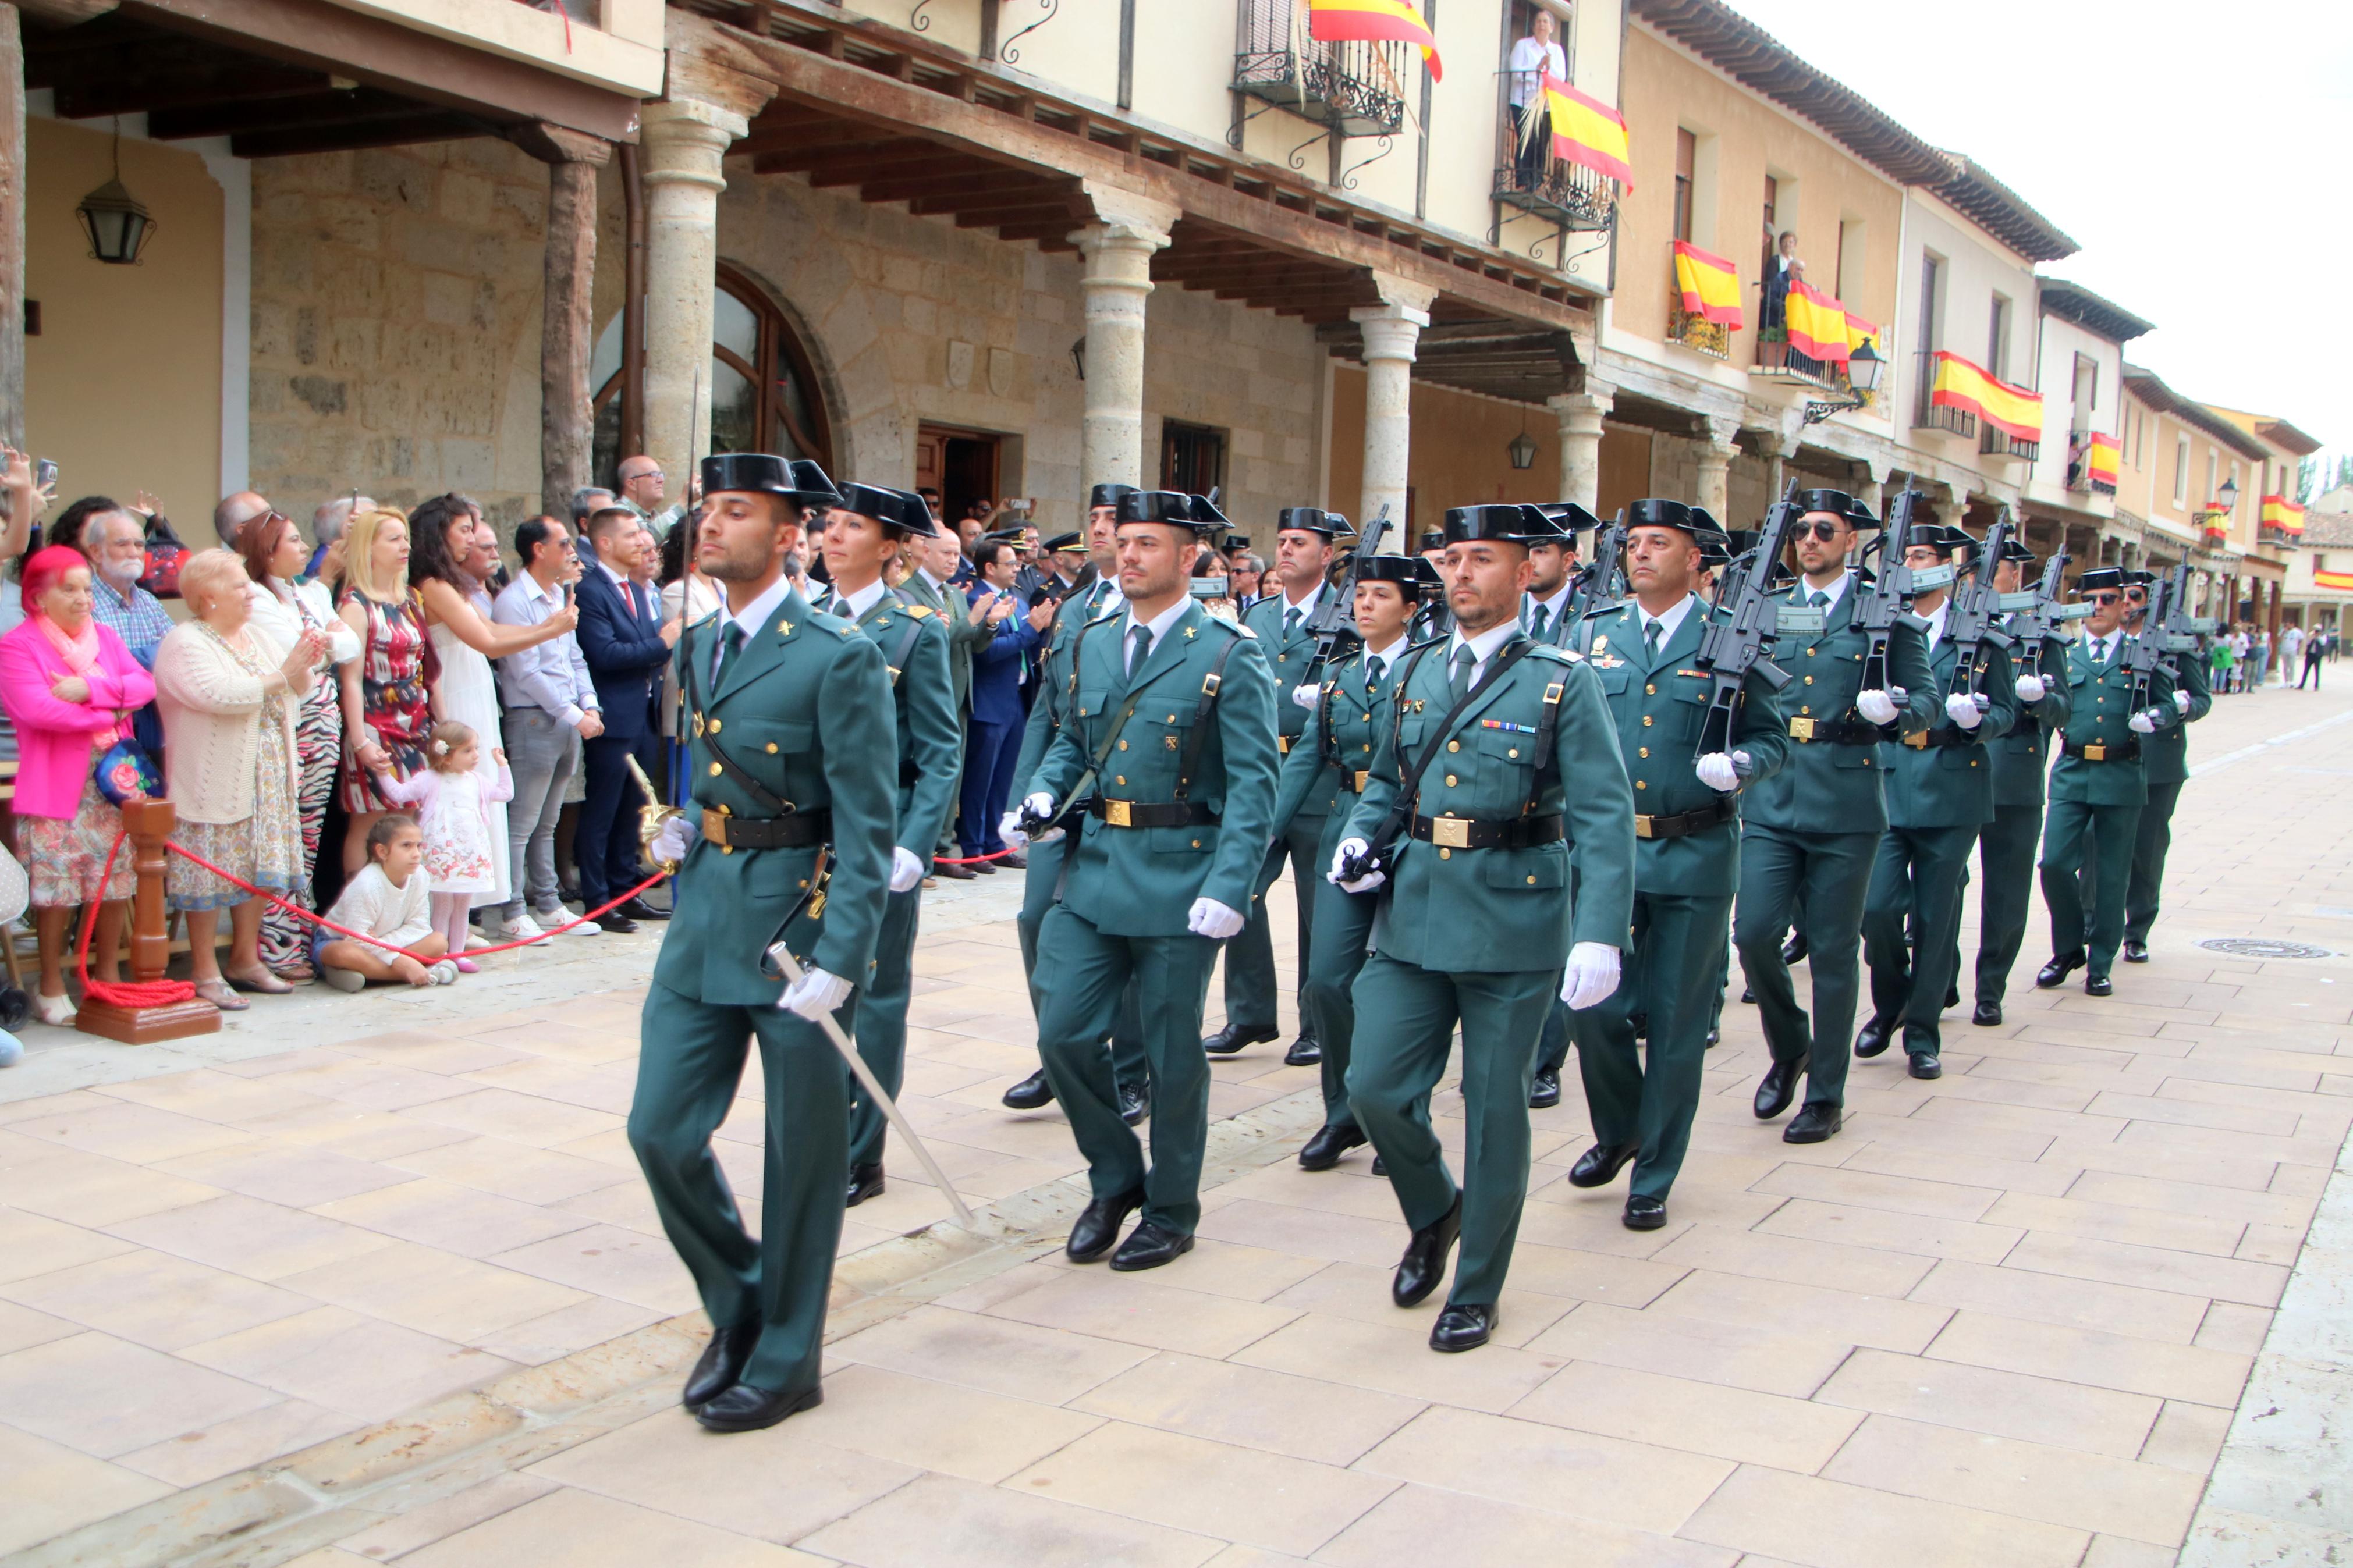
[1671,242,1743,329]
[2261,495,2305,536]
[1929,352,2045,443]
[1308,0,1441,81]
[2316,570,2353,591]
[1543,74,1633,189]
[2087,432,2121,492]
[1844,313,1880,358]
[1783,281,1850,364]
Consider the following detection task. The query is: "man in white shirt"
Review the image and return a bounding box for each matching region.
[1506,9,1567,189]
[491,516,603,940]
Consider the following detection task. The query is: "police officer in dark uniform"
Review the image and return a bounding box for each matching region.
[1521,502,1593,645]
[2120,567,2208,962]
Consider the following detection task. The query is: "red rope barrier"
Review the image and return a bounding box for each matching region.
[76,830,194,1009]
[932,845,1030,867]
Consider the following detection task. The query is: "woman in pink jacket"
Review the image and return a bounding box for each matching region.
[0,546,158,1023]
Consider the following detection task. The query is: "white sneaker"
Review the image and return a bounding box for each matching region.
[426,961,459,986]
[487,909,546,943]
[320,966,365,993]
[539,908,599,937]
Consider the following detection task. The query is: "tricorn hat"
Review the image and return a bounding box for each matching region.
[836,482,942,539]
[1116,490,1224,535]
[1088,482,1138,512]
[2076,566,2125,594]
[1792,488,1878,529]
[1903,521,1974,558]
[701,453,844,507]
[1418,529,1447,553]
[1535,502,1602,538]
[1442,503,1549,546]
[1276,507,1348,539]
[1626,498,1732,555]
[1356,553,1436,600]
[1997,535,2036,564]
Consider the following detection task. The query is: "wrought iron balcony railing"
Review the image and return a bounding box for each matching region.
[1754,336,1837,389]
[1668,294,1731,360]
[1913,351,1975,438]
[2064,430,2116,495]
[1981,425,2039,463]
[1491,91,1618,232]
[1232,0,1408,138]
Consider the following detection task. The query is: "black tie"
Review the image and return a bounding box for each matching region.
[715,621,746,687]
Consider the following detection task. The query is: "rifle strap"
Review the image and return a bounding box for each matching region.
[1173,637,1237,802]
[1367,637,1540,856]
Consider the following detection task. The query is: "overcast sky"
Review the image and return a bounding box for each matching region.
[1720,0,2352,478]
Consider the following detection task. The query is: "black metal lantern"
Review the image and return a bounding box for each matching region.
[76,125,154,265]
[1507,426,1538,470]
[2217,474,2240,511]
[1846,339,1883,396]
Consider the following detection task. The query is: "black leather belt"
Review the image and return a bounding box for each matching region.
[1337,769,1369,794]
[2064,738,2141,763]
[1408,813,1564,850]
[701,807,830,849]
[1788,717,1886,745]
[1903,725,1981,749]
[898,758,923,788]
[1088,797,1219,829]
[1634,797,1737,840]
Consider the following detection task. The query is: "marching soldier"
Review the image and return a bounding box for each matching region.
[821,485,964,1207]
[1855,522,2017,1079]
[2038,567,2177,995]
[1737,490,1935,1142]
[1521,503,1591,645]
[1208,507,1346,1064]
[1414,528,1454,641]
[1002,483,1149,1121]
[1009,489,1280,1271]
[1568,500,1786,1228]
[1284,555,1435,1171]
[1331,504,1634,1351]
[2120,568,2208,962]
[629,454,895,1432]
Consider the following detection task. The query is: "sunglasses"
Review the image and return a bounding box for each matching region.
[1795,521,1846,542]
[2085,592,2123,605]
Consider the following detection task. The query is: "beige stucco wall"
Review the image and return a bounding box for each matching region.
[25,118,224,524]
[1326,367,1563,535]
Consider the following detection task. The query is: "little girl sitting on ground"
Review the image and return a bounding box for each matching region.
[315,814,456,990]
[372,720,514,973]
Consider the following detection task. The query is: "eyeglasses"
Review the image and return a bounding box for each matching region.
[2085,592,2122,605]
[1795,521,1846,541]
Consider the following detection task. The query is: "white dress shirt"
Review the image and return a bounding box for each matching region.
[1446,617,1522,687]
[1120,595,1194,673]
[1524,581,1577,636]
[1638,592,1699,652]
[832,576,892,624]
[1360,632,1410,685]
[711,572,797,682]
[1921,600,1950,652]
[1795,571,1853,616]
[1507,35,1567,105]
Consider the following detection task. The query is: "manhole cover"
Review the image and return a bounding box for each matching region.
[2198,938,2336,959]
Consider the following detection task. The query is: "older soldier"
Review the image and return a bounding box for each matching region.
[629,454,895,1432]
[1569,500,1786,1228]
[2120,568,2209,962]
[1332,504,1633,1351]
[1010,490,1280,1270]
[1737,490,1934,1142]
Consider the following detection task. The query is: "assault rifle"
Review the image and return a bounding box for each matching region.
[1855,488,1933,698]
[2149,559,2216,682]
[1303,503,1390,673]
[2001,545,2079,684]
[1691,487,1797,757]
[1572,513,1628,652]
[1945,514,2016,701]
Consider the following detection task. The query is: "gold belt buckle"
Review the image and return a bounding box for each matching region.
[1904,731,1928,749]
[1431,816,1472,848]
[2084,744,2107,762]
[1102,798,1134,827]
[1634,815,1656,840]
[701,808,729,847]
[1351,770,1369,793]
[1277,735,1293,754]
[1788,717,1815,741]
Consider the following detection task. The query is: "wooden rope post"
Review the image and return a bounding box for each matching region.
[75,798,221,1043]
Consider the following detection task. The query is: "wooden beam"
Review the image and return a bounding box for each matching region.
[50,64,327,120]
[858,167,1038,204]
[230,109,484,158]
[147,85,405,140]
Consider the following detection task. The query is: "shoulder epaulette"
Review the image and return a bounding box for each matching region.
[688,609,721,632]
[902,603,936,620]
[812,613,854,635]
[1405,632,1449,652]
[1527,643,1575,664]
[1083,606,1122,627]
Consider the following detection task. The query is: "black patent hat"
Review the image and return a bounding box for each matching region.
[1276,507,1348,539]
[1441,503,1547,546]
[1042,532,1084,553]
[702,453,843,507]
[836,482,942,539]
[1625,498,1731,554]
[1793,488,1878,529]
[1902,521,1972,557]
[1356,553,1434,599]
[2076,566,2125,594]
[1088,482,1138,511]
[1997,536,2036,564]
[1536,501,1601,537]
[1418,529,1446,553]
[1116,489,1223,535]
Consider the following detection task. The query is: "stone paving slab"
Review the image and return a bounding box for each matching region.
[2,683,2352,1566]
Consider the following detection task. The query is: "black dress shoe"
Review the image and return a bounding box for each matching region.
[935,861,977,880]
[1853,1016,1892,1058]
[1705,1027,1720,1049]
[1067,1185,1146,1262]
[1392,1193,1462,1307]
[2085,974,2114,997]
[594,911,638,935]
[1002,1068,1056,1110]
[846,1162,885,1206]
[617,897,670,922]
[1109,1221,1194,1271]
[2122,940,2150,964]
[1528,1069,1561,1110]
[1298,1124,1368,1171]
[998,851,1027,870]
[1972,998,2003,1027]
[1568,1142,1639,1189]
[1944,984,1959,1011]
[1284,1036,1322,1067]
[2036,951,2084,989]
[695,1381,822,1433]
[1117,1081,1148,1126]
[1371,1154,1386,1178]
[1784,1102,1843,1143]
[1908,1052,1942,1080]
[1428,1302,1494,1353]
[1753,1056,1806,1121]
[970,859,998,874]
[1740,984,1755,1004]
[1781,932,1809,965]
[682,1318,761,1411]
[1623,1195,1667,1231]
[1201,1023,1278,1055]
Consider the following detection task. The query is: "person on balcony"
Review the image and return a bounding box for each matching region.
[1507,9,1566,191]
[1761,230,1803,334]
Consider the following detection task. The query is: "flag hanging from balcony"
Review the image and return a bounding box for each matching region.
[1308,0,1442,80]
[1542,74,1633,189]
[1671,242,1743,329]
[2087,432,2121,493]
[1783,281,1851,364]
[2316,570,2353,591]
[1843,313,1880,357]
[2260,495,2305,537]
[1928,351,2044,442]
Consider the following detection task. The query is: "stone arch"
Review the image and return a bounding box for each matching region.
[714,254,889,483]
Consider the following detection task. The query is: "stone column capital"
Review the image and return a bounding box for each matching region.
[1548,387,1613,434]
[1367,270,1440,315]
[1699,414,1743,455]
[1076,180,1180,246]
[1350,302,1430,366]
[641,98,749,190]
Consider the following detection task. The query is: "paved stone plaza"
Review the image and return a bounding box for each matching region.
[1,684,2350,1567]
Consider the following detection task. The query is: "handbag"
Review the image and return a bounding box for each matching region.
[93,737,162,807]
[140,513,190,599]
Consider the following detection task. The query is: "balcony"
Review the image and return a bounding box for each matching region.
[1232,0,1408,138]
[1981,425,2039,464]
[1668,295,1732,359]
[2065,430,2117,496]
[1914,350,1976,440]
[1754,336,1837,389]
[1491,103,1619,231]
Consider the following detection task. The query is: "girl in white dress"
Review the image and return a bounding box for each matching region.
[375,720,513,973]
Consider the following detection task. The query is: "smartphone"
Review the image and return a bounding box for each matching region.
[33,458,56,491]
[1187,578,1227,599]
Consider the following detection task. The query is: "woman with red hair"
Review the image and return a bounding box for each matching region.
[0,545,157,1023]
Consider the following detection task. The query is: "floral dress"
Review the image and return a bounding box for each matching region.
[168,625,302,913]
[339,589,436,812]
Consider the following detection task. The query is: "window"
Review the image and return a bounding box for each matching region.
[1916,254,1942,357]
[1987,293,2011,379]
[2071,353,2097,419]
[1835,219,1865,302]
[1672,129,1696,243]
[2173,435,2189,506]
[1507,2,1575,76]
[1162,421,1227,493]
[2206,451,2218,506]
[1759,174,1779,282]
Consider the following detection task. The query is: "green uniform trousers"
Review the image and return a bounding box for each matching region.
[2123,780,2182,945]
[1971,802,2044,1005]
[1574,893,1733,1202]
[1300,862,1379,1130]
[1346,951,1556,1307]
[1017,834,1148,1089]
[1222,812,1326,1037]
[848,886,920,1169]
[2040,798,2143,978]
[630,980,851,1396]
[1862,824,1976,1055]
[1035,907,1220,1235]
[1734,824,1876,1107]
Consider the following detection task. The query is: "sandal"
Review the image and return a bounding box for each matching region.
[225,969,294,995]
[193,979,250,1011]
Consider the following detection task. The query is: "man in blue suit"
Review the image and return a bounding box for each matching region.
[576,504,678,931]
[961,534,1046,863]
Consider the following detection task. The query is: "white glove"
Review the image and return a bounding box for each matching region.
[1187,897,1245,939]
[998,809,1028,849]
[1696,752,1740,792]
[648,812,699,866]
[1855,689,1899,726]
[1329,837,1385,894]
[1291,683,1321,712]
[1013,791,1062,846]
[2129,709,2158,734]
[779,965,852,1019]
[2014,674,2047,705]
[889,846,925,893]
[2173,689,2191,712]
[1560,941,1622,1011]
[1944,692,1984,730]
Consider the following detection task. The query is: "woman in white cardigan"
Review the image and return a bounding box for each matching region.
[155,550,327,1008]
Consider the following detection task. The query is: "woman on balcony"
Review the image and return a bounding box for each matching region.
[1507,9,1566,191]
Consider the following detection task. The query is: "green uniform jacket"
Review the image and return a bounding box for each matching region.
[1577,596,1790,897]
[840,589,963,863]
[656,590,897,1004]
[1878,625,2018,830]
[1270,642,1405,835]
[1739,577,1936,835]
[1988,626,2074,808]
[1243,588,1339,821]
[1343,637,1635,970]
[896,570,982,711]
[2136,630,2212,785]
[1521,588,1584,648]
[1011,576,1120,792]
[2047,637,2177,807]
[1026,600,1282,937]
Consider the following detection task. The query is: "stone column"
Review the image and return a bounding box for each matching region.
[1351,274,1437,524]
[1857,457,1892,521]
[1694,417,1741,519]
[514,125,612,518]
[1548,386,1613,513]
[1068,185,1177,488]
[640,98,747,490]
